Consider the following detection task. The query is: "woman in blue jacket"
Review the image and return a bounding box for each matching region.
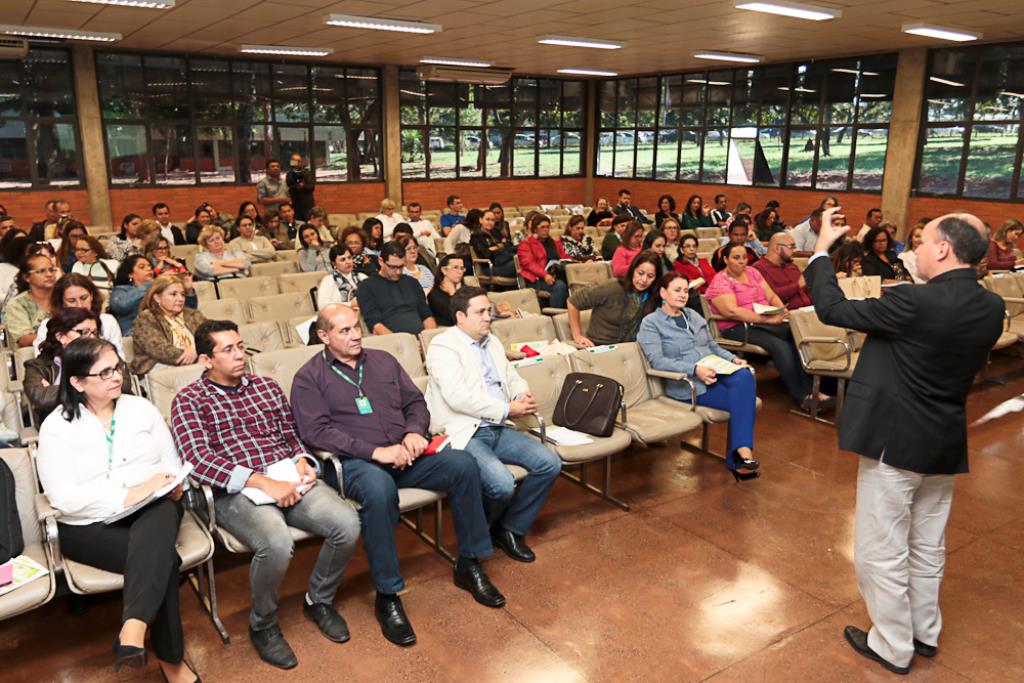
[638,271,760,481]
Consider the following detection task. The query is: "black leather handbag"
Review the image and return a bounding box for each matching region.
[552,372,623,438]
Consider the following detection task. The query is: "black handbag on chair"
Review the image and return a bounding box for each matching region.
[552,372,623,438]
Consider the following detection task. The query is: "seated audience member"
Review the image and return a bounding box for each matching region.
[883,223,905,254]
[470,208,517,277]
[600,213,630,260]
[710,193,731,227]
[405,202,442,255]
[642,229,674,274]
[291,304,506,646]
[25,308,105,425]
[152,202,185,246]
[130,274,204,374]
[788,208,826,256]
[567,251,661,347]
[795,195,837,232]
[764,200,787,232]
[987,219,1024,271]
[517,213,570,308]
[755,207,783,243]
[397,236,434,291]
[34,273,123,357]
[206,203,234,231]
[0,214,16,241]
[830,241,865,278]
[661,218,684,263]
[106,214,148,262]
[363,217,385,256]
[613,188,652,224]
[230,215,277,263]
[356,241,437,335]
[391,223,438,274]
[560,215,598,262]
[259,213,287,251]
[171,321,359,669]
[586,197,611,227]
[425,287,561,561]
[292,207,332,249]
[317,245,366,310]
[376,198,405,239]
[276,202,301,247]
[854,207,884,242]
[29,199,60,241]
[654,194,680,228]
[427,254,466,327]
[681,194,714,230]
[54,220,87,273]
[440,195,466,235]
[638,272,759,480]
[36,337,199,683]
[148,237,189,277]
[236,201,264,235]
[711,217,761,271]
[6,253,57,347]
[444,208,475,257]
[706,243,831,412]
[488,202,514,243]
[185,205,213,245]
[898,223,926,283]
[2,240,55,313]
[194,226,250,281]
[340,226,378,276]
[861,227,906,283]
[71,236,118,294]
[298,225,333,273]
[674,233,716,297]
[109,255,156,336]
[751,232,812,309]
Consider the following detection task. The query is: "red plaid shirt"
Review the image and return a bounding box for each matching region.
[171,373,312,491]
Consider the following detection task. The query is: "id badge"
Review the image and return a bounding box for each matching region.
[355,396,373,415]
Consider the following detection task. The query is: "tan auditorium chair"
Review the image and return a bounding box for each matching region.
[696,294,769,357]
[249,260,299,279]
[487,288,564,316]
[565,261,613,296]
[362,332,426,379]
[788,307,858,423]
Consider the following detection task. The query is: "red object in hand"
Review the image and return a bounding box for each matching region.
[519,345,540,358]
[424,435,450,455]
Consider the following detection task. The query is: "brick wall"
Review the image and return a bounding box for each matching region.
[402,178,588,211]
[0,189,93,225]
[908,196,1023,230]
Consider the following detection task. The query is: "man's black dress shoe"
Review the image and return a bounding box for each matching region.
[491,527,536,563]
[375,594,416,646]
[303,601,350,643]
[843,626,910,675]
[454,557,506,608]
[249,625,298,669]
[913,638,937,658]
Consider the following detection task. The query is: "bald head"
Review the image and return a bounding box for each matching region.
[916,212,989,281]
[767,231,797,264]
[317,303,363,360]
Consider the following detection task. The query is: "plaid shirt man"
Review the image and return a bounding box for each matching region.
[171,373,317,493]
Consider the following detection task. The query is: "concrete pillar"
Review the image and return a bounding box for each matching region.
[71,45,112,227]
[880,48,927,235]
[381,65,403,205]
[584,80,598,205]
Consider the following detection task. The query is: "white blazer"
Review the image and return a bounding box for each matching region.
[425,327,530,449]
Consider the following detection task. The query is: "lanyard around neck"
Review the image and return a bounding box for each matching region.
[323,350,364,396]
[104,417,117,477]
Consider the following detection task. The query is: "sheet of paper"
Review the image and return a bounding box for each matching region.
[241,459,314,505]
[0,555,49,597]
[530,425,594,446]
[752,302,785,315]
[104,462,195,524]
[697,354,743,375]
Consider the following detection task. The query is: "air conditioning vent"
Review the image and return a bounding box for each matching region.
[416,65,512,85]
[0,38,28,60]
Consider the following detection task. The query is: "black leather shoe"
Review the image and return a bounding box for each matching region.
[454,557,506,608]
[913,638,937,658]
[113,637,147,672]
[303,601,350,643]
[249,625,298,669]
[374,594,416,646]
[491,527,536,563]
[843,626,910,675]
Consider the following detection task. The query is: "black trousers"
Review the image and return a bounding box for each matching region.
[58,499,185,663]
[722,323,812,402]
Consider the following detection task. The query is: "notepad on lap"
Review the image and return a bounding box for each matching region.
[241,459,314,505]
[752,303,785,316]
[104,462,194,524]
[697,354,743,375]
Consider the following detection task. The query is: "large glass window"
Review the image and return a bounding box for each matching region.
[0,48,81,189]
[399,70,585,180]
[595,54,896,193]
[97,52,381,186]
[915,42,1024,199]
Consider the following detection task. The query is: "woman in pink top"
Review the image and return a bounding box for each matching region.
[706,243,832,412]
[611,222,645,277]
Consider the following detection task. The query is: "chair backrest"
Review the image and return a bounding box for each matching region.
[250,344,323,396]
[837,275,882,299]
[566,261,614,295]
[418,326,449,353]
[0,449,42,548]
[285,314,318,346]
[237,320,289,353]
[250,260,299,279]
[199,297,245,322]
[696,227,721,239]
[569,342,652,409]
[147,364,205,424]
[121,336,134,363]
[247,291,314,324]
[217,276,276,302]
[14,346,34,381]
[278,271,327,297]
[552,309,591,342]
[192,280,217,305]
[490,316,557,352]
[788,308,849,364]
[487,289,542,316]
[696,294,726,342]
[987,273,1024,318]
[362,332,425,378]
[510,354,571,422]
[277,249,299,263]
[169,244,198,268]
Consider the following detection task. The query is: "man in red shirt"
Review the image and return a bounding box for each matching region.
[751,232,812,309]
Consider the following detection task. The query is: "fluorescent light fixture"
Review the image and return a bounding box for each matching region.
[902,22,980,42]
[240,44,333,57]
[0,24,120,41]
[777,86,817,93]
[538,35,623,50]
[831,67,880,76]
[67,0,173,7]
[686,79,731,86]
[692,50,763,64]
[1000,90,1024,99]
[860,93,887,98]
[734,0,840,21]
[420,56,493,68]
[557,68,618,77]
[929,76,965,87]
[323,13,441,34]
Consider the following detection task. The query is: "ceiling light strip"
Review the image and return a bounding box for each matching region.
[557,68,618,77]
[323,14,441,34]
[0,24,120,42]
[692,50,763,64]
[67,0,174,7]
[539,35,623,50]
[929,76,965,87]
[240,44,333,57]
[420,56,494,68]
[734,0,840,21]
[902,22,980,42]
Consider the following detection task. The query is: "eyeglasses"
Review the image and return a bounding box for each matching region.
[83,362,126,381]
[382,261,405,271]
[73,246,93,254]
[70,327,97,337]
[153,245,169,251]
[779,243,797,249]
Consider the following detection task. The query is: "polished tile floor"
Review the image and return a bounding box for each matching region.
[3,354,1023,682]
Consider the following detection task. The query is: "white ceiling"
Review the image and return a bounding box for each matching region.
[4,0,1024,75]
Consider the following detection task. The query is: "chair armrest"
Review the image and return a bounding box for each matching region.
[188,480,217,531]
[1001,296,1024,304]
[472,258,493,277]
[796,338,853,372]
[646,368,698,409]
[511,412,546,443]
[310,448,345,492]
[541,307,568,316]
[799,335,845,344]
[35,492,61,523]
[35,492,63,569]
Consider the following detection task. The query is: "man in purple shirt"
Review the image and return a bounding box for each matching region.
[290,304,504,648]
[751,232,813,310]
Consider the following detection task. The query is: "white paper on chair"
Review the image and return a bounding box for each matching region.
[530,426,593,446]
[0,555,49,597]
[697,355,743,375]
[241,459,314,505]
[294,316,317,345]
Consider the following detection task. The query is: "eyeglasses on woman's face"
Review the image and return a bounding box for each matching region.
[68,325,97,338]
[83,361,126,381]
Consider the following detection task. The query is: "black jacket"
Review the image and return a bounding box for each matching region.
[613,204,652,224]
[806,257,1004,475]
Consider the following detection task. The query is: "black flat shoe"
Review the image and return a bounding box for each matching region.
[913,638,937,658]
[491,527,536,563]
[843,626,910,675]
[114,637,147,672]
[159,659,201,683]
[730,470,760,482]
[249,625,298,669]
[454,557,506,608]
[375,594,416,646]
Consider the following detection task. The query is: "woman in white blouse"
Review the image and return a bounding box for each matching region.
[316,244,366,310]
[36,338,199,682]
[375,197,405,239]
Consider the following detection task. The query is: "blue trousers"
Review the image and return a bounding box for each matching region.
[336,450,492,594]
[684,368,757,469]
[463,424,562,536]
[530,278,569,308]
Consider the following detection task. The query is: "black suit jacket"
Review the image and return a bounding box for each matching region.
[806,257,1004,475]
[613,204,653,224]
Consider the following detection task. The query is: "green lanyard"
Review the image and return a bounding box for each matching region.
[105,418,116,478]
[324,350,365,396]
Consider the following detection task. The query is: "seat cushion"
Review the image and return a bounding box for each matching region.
[0,544,53,619]
[685,397,763,424]
[805,351,859,377]
[397,488,443,513]
[623,399,704,443]
[994,330,1020,348]
[554,428,632,464]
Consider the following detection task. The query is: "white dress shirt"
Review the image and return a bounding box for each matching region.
[376,212,405,239]
[408,219,442,255]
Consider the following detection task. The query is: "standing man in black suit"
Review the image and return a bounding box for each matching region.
[805,209,1004,675]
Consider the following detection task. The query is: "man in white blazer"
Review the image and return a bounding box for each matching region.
[425,286,561,563]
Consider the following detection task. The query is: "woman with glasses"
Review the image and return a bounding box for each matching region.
[34,273,124,358]
[427,253,466,327]
[860,227,906,284]
[316,244,366,310]
[339,226,377,276]
[54,220,88,273]
[6,253,59,347]
[71,236,118,294]
[130,274,206,375]
[297,225,332,273]
[35,337,200,682]
[146,237,188,277]
[398,235,434,292]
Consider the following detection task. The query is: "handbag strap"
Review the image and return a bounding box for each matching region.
[561,379,605,428]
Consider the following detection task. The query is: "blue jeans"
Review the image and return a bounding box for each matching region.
[463,424,562,535]
[684,368,757,469]
[530,278,569,308]
[337,450,492,594]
